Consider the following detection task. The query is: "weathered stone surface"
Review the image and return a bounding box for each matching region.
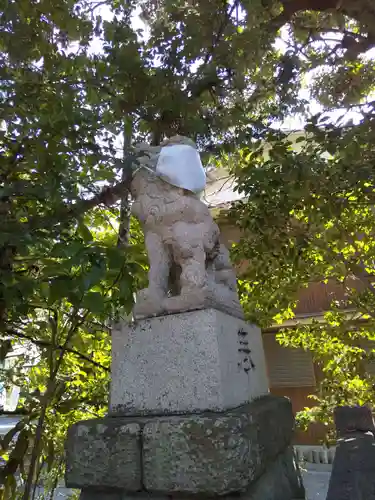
[143,411,249,495]
[65,418,141,491]
[80,490,170,500]
[326,405,375,500]
[142,395,294,495]
[249,396,295,471]
[80,489,124,500]
[110,309,269,416]
[281,446,306,499]
[334,405,375,436]
[66,396,301,497]
[326,431,375,500]
[235,447,305,500]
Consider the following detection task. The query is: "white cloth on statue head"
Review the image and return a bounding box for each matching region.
[155,144,206,193]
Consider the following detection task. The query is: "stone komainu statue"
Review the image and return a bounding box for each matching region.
[130,135,243,319]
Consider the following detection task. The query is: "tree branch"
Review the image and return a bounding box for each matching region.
[270,0,375,45]
[26,174,132,231]
[187,0,240,98]
[4,329,110,372]
[269,0,338,32]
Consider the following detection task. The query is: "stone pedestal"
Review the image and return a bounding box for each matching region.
[110,309,269,416]
[65,309,305,500]
[66,396,304,499]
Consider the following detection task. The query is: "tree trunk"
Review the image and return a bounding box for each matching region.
[117,117,133,249]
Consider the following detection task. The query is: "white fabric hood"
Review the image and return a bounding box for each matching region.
[155,144,206,194]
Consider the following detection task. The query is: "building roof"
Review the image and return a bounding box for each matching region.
[204,168,242,208]
[204,130,307,209]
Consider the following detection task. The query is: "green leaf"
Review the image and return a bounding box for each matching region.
[106,246,126,270]
[82,291,105,313]
[78,223,93,242]
[48,277,73,303]
[57,399,81,414]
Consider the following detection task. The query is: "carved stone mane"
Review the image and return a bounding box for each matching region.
[131,168,212,228]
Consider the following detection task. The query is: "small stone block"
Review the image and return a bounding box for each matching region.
[110,308,269,416]
[248,396,295,468]
[334,405,375,436]
[327,432,375,500]
[237,447,305,500]
[65,418,141,491]
[142,395,294,495]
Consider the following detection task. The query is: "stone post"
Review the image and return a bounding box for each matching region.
[326,405,375,500]
[65,309,305,500]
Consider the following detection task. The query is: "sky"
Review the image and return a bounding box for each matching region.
[81,2,375,162]
[274,27,375,130]
[88,3,375,132]
[88,3,149,54]
[82,4,148,156]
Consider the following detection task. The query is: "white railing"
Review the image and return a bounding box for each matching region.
[294,445,336,465]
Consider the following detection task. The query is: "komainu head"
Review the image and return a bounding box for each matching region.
[160,135,197,149]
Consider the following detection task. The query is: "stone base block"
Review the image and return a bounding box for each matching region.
[142,396,295,495]
[79,448,305,500]
[240,446,305,500]
[66,395,305,500]
[110,308,269,416]
[65,420,141,491]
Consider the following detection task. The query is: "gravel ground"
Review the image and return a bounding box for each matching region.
[301,466,331,500]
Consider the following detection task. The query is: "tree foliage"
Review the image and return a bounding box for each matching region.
[225,1,375,437]
[1,0,375,495]
[230,121,375,436]
[0,0,148,496]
